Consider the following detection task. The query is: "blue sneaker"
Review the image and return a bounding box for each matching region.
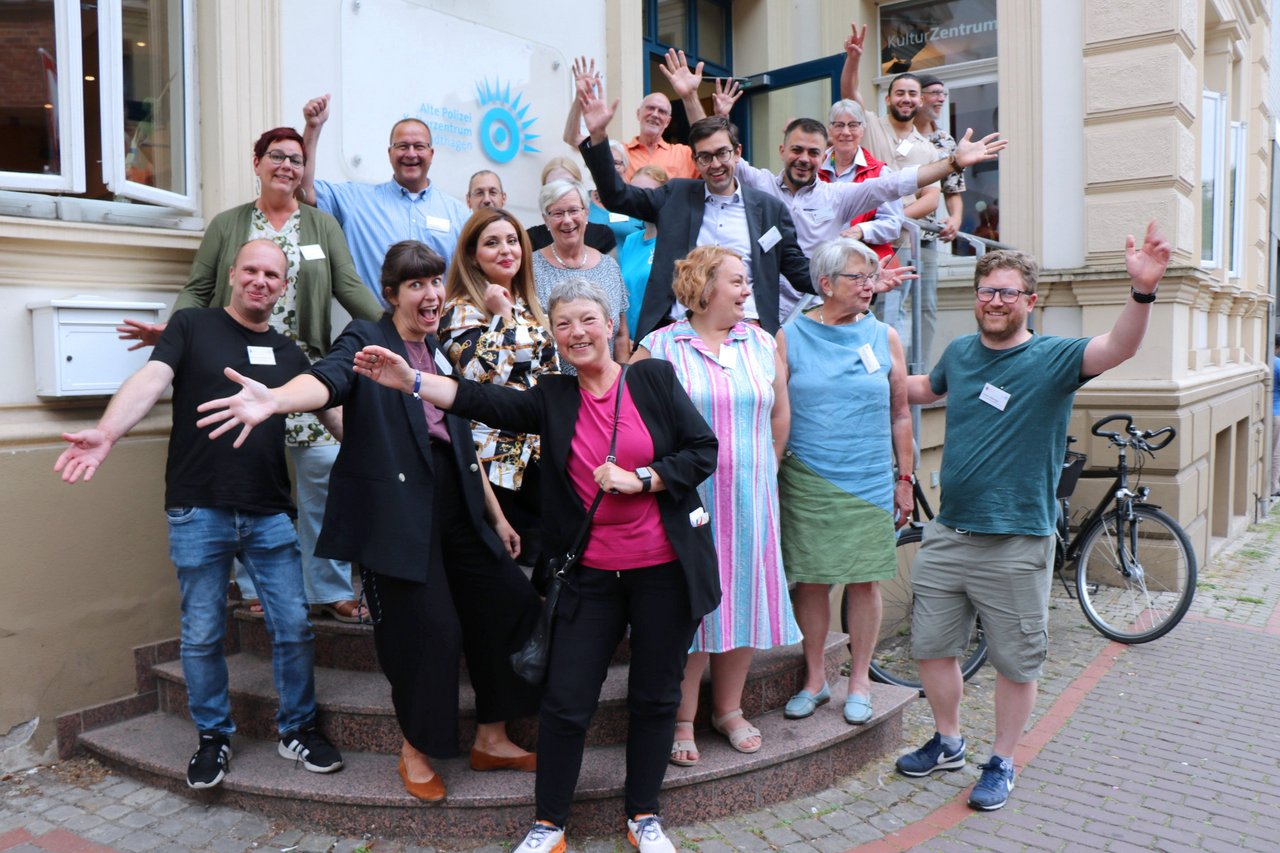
[968,757,1016,810]
[895,732,966,777]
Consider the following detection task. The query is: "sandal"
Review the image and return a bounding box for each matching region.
[314,600,369,623]
[670,721,699,767]
[711,709,762,754]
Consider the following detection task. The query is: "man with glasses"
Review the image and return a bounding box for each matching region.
[898,225,1171,812]
[297,94,469,301]
[914,75,966,245]
[465,170,508,211]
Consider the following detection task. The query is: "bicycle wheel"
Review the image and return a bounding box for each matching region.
[1074,504,1196,643]
[868,526,988,690]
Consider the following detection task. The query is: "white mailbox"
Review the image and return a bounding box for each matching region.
[28,297,167,398]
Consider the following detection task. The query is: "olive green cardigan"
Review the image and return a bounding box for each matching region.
[172,201,383,356]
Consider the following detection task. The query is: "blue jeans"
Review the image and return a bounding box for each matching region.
[880,241,938,370]
[237,444,354,605]
[167,506,316,735]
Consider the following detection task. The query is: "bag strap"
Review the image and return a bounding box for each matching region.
[561,363,630,574]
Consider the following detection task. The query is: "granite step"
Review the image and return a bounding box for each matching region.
[152,633,852,753]
[80,677,917,843]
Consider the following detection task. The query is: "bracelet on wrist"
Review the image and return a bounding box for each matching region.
[1130,287,1157,304]
[897,475,914,484]
[412,370,422,400]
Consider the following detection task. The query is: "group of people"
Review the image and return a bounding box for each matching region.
[54,24,1174,853]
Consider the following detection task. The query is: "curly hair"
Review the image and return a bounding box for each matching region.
[671,245,742,311]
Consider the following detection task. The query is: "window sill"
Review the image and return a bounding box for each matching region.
[0,214,204,252]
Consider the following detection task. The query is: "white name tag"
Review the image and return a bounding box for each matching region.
[758,225,782,252]
[896,139,914,158]
[433,348,454,376]
[810,207,835,224]
[689,507,710,527]
[858,343,881,374]
[425,215,451,233]
[607,212,631,223]
[979,382,1010,411]
[717,345,737,371]
[246,346,276,366]
[299,244,326,261]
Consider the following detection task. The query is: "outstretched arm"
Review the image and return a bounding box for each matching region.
[562,57,598,149]
[838,22,868,105]
[116,319,167,351]
[55,360,175,483]
[913,129,1006,188]
[300,93,330,206]
[195,369,331,448]
[1081,221,1172,376]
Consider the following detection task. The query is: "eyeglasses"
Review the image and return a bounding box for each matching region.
[545,206,585,221]
[264,150,305,168]
[693,147,736,167]
[923,88,948,99]
[833,271,879,286]
[391,142,432,153]
[975,286,1030,303]
[829,121,863,131]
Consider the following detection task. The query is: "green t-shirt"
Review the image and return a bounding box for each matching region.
[930,333,1090,535]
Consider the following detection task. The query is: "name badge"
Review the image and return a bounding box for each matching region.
[299,244,326,261]
[857,343,881,374]
[425,215,451,233]
[979,382,1010,411]
[246,346,276,366]
[758,225,782,252]
[896,139,914,158]
[717,345,737,371]
[433,348,454,376]
[689,507,710,528]
[810,207,835,224]
[607,212,631,223]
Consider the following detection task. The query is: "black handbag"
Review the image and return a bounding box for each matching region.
[510,365,629,685]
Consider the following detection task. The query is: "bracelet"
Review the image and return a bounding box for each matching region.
[948,153,964,174]
[412,370,422,400]
[897,475,914,484]
[1130,287,1157,304]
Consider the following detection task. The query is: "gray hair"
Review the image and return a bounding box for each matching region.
[547,277,613,322]
[538,179,589,216]
[810,237,880,285]
[828,99,865,124]
[609,140,630,170]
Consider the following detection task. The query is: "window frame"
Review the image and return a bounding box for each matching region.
[1201,90,1226,268]
[1228,119,1246,279]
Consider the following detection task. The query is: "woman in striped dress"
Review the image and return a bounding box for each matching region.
[635,245,800,764]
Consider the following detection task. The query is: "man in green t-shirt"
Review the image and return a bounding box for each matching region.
[895,222,1171,811]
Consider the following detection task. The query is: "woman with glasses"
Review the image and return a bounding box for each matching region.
[117,126,383,624]
[532,179,631,364]
[819,99,895,264]
[778,237,913,726]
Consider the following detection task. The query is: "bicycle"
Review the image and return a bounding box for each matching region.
[1055,414,1197,643]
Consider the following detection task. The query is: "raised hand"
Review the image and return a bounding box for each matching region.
[712,77,742,117]
[54,429,113,483]
[116,319,166,351]
[953,129,1008,168]
[483,283,515,319]
[876,265,918,295]
[195,368,276,448]
[571,56,600,98]
[659,48,703,100]
[844,22,867,58]
[578,84,620,140]
[1126,220,1172,292]
[302,94,331,128]
[352,345,415,391]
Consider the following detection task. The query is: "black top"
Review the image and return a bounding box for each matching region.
[151,308,310,515]
[527,222,617,254]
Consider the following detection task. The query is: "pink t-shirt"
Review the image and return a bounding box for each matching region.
[403,341,451,445]
[568,373,679,569]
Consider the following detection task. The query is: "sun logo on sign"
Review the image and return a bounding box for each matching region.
[475,78,540,164]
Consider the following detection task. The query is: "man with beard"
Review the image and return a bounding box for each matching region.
[298,94,469,302]
[897,225,1171,812]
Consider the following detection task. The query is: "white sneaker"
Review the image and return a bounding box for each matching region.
[627,813,676,852]
[517,820,565,853]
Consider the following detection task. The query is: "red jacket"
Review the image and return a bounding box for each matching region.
[818,147,894,262]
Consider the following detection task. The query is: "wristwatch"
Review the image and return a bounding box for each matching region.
[1130,287,1157,304]
[635,466,653,492]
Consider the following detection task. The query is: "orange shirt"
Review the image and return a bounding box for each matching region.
[623,136,698,181]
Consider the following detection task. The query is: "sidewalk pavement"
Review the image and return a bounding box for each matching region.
[3,511,1278,853]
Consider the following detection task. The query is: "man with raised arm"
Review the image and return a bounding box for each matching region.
[896,224,1171,811]
[55,240,343,790]
[298,94,468,300]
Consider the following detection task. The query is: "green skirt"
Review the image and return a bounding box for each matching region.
[779,454,897,585]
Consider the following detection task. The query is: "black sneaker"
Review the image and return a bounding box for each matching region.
[187,732,232,789]
[278,724,343,773]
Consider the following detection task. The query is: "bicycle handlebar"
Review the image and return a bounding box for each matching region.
[1089,414,1176,452]
[1140,426,1176,451]
[1090,413,1132,441]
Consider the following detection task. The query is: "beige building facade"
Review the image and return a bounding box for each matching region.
[0,0,1273,763]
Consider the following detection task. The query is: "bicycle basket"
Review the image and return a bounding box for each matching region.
[1056,450,1087,499]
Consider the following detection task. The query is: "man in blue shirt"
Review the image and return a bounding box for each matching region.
[897,222,1171,811]
[300,94,469,302]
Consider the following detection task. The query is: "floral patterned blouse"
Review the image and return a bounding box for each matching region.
[438,295,559,491]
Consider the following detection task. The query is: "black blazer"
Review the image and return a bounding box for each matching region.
[581,136,814,340]
[310,315,503,581]
[451,359,722,620]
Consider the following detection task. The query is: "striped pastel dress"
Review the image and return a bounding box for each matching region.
[641,319,801,652]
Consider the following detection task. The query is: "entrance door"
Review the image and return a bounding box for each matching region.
[735,56,843,170]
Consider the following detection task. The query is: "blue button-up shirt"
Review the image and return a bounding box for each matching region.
[315,178,469,302]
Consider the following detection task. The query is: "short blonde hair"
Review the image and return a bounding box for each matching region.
[672,245,741,311]
[540,156,582,185]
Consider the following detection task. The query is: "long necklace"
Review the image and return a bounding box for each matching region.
[550,245,584,269]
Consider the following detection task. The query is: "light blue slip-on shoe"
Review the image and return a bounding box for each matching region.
[843,693,873,725]
[783,683,831,719]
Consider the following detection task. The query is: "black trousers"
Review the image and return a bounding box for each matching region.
[367,443,541,758]
[494,458,544,567]
[535,559,698,827]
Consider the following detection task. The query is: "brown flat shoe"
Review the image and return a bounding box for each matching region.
[469,747,537,772]
[314,600,369,623]
[398,757,446,802]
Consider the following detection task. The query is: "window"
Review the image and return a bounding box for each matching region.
[0,0,198,225]
[641,0,731,144]
[1228,121,1246,278]
[1201,91,1226,267]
